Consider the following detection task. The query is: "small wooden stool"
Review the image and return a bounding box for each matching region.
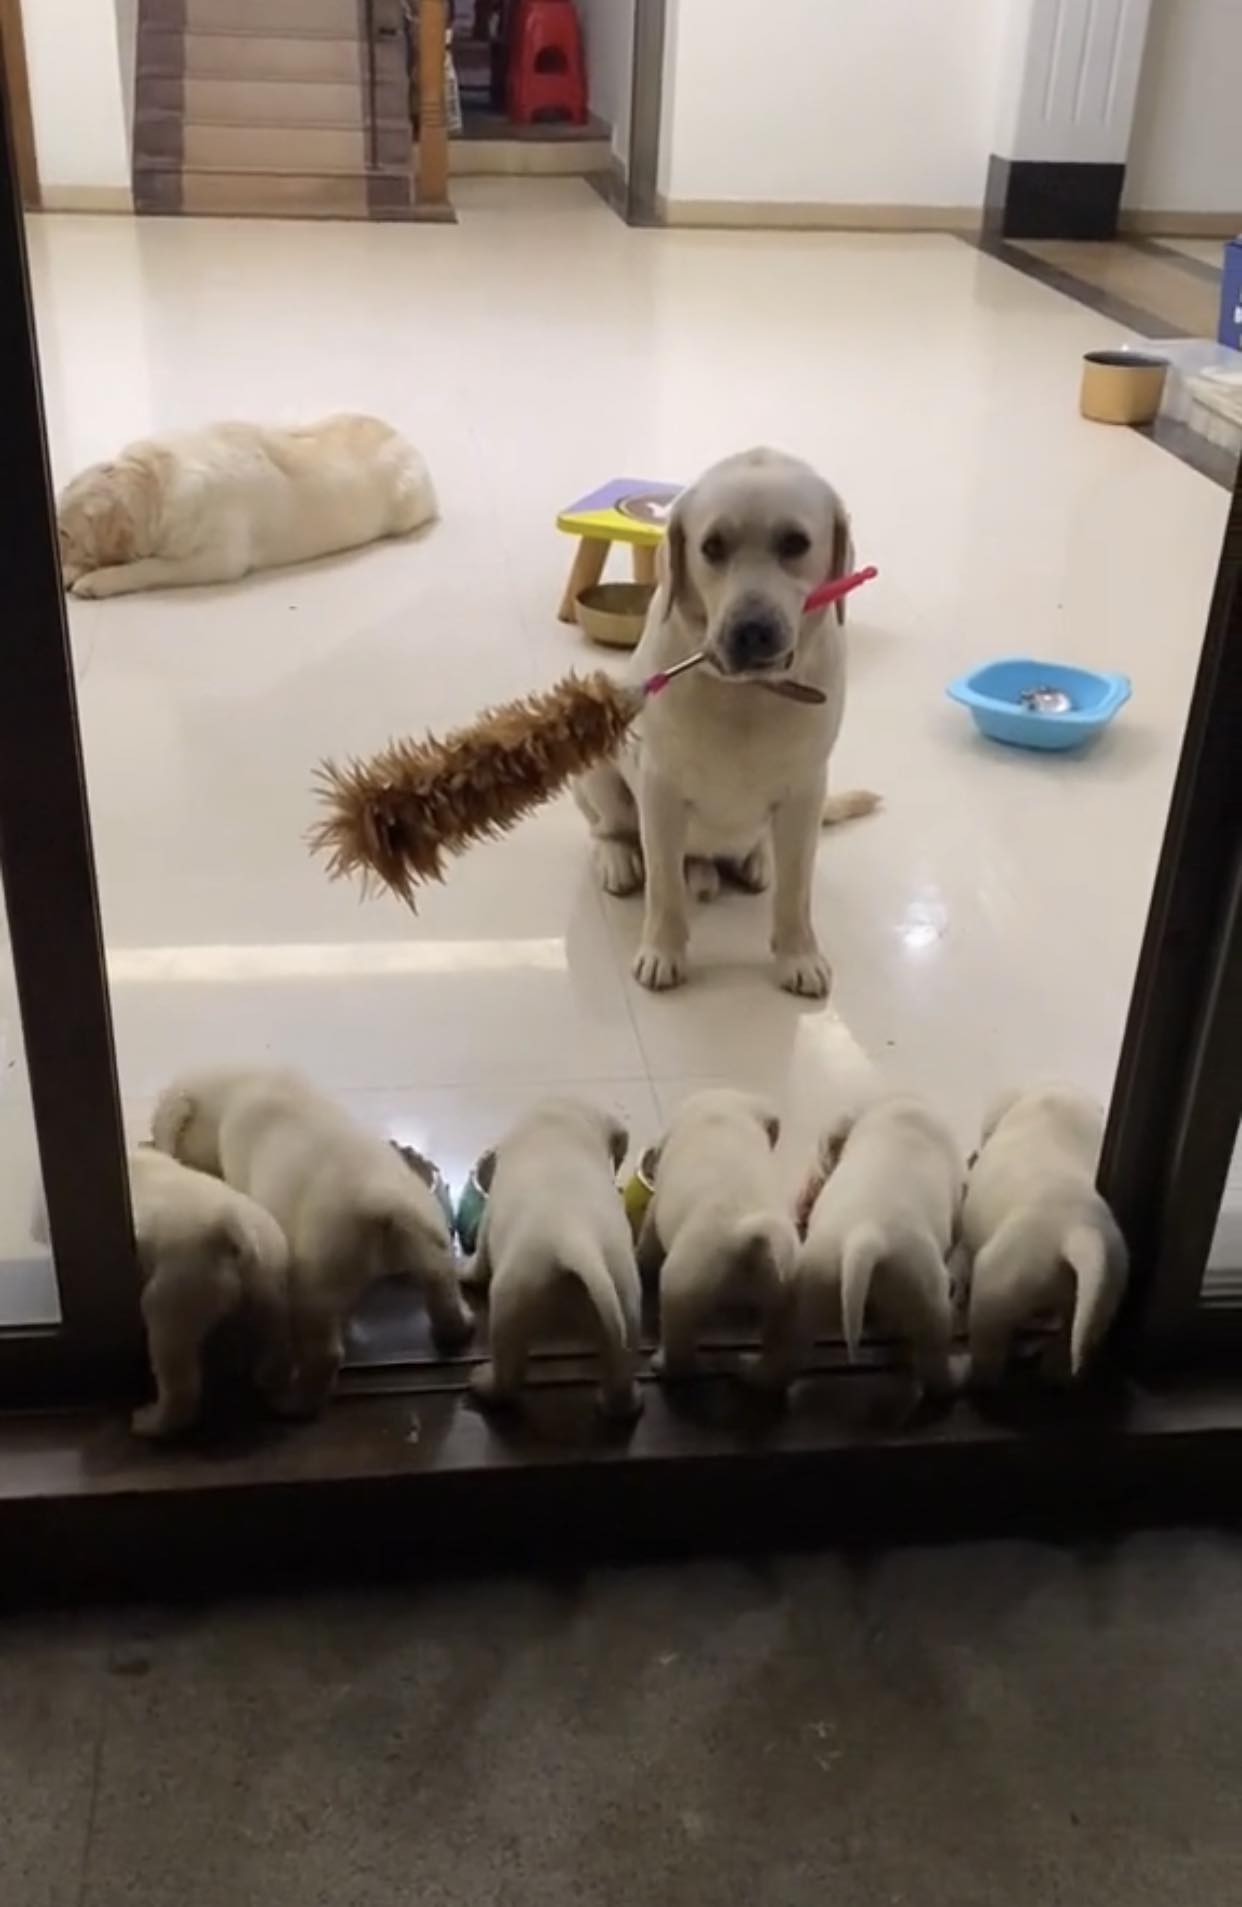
[555,478,681,624]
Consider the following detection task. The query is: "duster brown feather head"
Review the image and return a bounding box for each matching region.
[309,671,641,907]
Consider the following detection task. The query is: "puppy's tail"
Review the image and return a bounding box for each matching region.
[1065,1215,1128,1375]
[561,1240,632,1361]
[841,1222,886,1361]
[151,1085,198,1160]
[822,790,881,827]
[732,1212,799,1296]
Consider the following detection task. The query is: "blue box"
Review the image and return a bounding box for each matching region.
[1219,239,1242,350]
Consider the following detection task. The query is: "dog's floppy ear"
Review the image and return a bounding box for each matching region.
[473,1146,498,1194]
[829,501,856,628]
[661,491,704,625]
[818,1111,855,1175]
[604,1113,630,1173]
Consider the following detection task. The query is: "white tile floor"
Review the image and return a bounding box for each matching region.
[2,180,1234,1323]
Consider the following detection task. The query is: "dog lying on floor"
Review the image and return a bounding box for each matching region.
[573,447,878,998]
[466,1098,642,1420]
[787,1095,961,1394]
[152,1066,472,1414]
[961,1084,1128,1383]
[57,413,436,598]
[637,1088,797,1380]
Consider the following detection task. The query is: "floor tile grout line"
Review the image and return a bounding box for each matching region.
[959,233,1234,492]
[73,1675,109,1907]
[1131,236,1225,287]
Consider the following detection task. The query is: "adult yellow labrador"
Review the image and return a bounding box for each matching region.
[574,448,876,997]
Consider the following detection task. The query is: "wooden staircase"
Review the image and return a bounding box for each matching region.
[132,0,418,220]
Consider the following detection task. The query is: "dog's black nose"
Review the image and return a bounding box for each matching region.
[726,615,785,671]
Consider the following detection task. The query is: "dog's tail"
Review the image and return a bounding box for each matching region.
[840,1222,887,1360]
[1065,1216,1128,1375]
[151,1085,198,1161]
[822,790,881,827]
[560,1239,632,1362]
[731,1212,799,1296]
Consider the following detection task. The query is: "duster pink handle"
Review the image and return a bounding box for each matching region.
[804,565,877,614]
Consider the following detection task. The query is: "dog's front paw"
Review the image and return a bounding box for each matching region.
[130,1401,186,1440]
[70,571,107,599]
[634,942,687,991]
[598,1380,644,1423]
[774,948,832,999]
[430,1300,476,1352]
[469,1362,518,1411]
[594,838,644,896]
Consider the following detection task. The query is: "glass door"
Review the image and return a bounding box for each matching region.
[0,55,138,1403]
[1100,453,1242,1357]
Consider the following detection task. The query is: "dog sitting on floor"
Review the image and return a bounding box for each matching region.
[960,1084,1128,1384]
[466,1097,643,1420]
[57,413,436,598]
[637,1088,798,1381]
[152,1066,473,1415]
[788,1095,961,1394]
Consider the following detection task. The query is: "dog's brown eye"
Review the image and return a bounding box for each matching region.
[777,529,811,561]
[701,532,728,566]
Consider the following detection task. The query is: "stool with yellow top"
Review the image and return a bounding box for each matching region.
[556,477,682,648]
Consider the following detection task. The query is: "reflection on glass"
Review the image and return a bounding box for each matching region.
[0,874,59,1326]
[1206,1121,1242,1289]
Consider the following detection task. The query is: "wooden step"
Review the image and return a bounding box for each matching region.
[149,76,397,129]
[450,136,610,178]
[181,31,362,83]
[135,110,410,172]
[183,0,361,34]
[135,164,414,220]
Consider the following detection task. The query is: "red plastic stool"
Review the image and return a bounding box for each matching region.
[507,0,587,126]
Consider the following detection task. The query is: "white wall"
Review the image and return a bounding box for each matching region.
[577,0,635,160]
[1124,0,1242,215]
[659,0,1008,208]
[21,0,131,204]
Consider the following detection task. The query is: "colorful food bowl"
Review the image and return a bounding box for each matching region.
[947,658,1131,752]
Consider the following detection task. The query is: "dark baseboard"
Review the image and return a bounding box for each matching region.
[5,1366,1242,1605]
[985,156,1125,240]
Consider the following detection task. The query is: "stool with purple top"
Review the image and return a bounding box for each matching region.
[555,477,682,628]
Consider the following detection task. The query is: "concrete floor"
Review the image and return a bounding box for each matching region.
[5,1533,1242,1905]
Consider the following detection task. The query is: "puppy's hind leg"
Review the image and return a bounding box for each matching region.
[470,1276,539,1410]
[574,764,644,897]
[131,1274,214,1438]
[655,1229,716,1380]
[280,1282,346,1417]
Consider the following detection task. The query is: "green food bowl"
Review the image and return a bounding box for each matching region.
[454,1150,496,1255]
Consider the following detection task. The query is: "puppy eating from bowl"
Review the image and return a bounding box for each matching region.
[961,1084,1128,1385]
[573,447,877,998]
[786,1095,961,1395]
[152,1066,473,1415]
[467,1098,642,1420]
[637,1088,798,1381]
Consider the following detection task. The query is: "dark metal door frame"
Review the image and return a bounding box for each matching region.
[0,45,139,1401]
[625,0,666,227]
[1100,453,1242,1351]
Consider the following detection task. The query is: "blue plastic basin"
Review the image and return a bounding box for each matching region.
[946,658,1131,752]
